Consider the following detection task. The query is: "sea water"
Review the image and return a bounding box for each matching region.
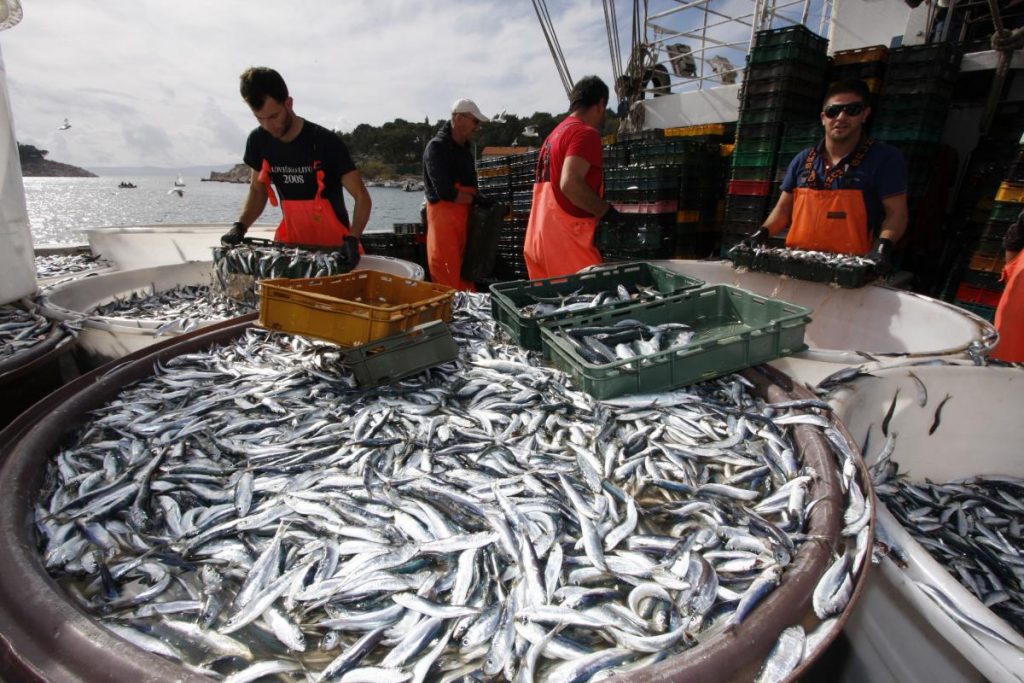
[24,176,425,245]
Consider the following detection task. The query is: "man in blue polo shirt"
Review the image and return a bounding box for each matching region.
[743,79,908,274]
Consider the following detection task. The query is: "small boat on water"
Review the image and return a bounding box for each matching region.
[402,179,423,192]
[117,181,136,189]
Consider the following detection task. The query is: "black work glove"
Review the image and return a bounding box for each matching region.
[741,227,770,249]
[601,206,624,224]
[337,235,361,267]
[869,237,894,277]
[220,222,247,246]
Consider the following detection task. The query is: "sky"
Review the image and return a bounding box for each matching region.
[0,0,621,170]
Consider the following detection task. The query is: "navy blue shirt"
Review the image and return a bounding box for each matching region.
[781,140,907,235]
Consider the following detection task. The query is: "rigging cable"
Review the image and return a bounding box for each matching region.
[531,0,574,98]
[604,0,624,93]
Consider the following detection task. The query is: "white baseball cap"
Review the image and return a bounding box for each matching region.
[451,98,489,123]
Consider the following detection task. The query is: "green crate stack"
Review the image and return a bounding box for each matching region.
[727,24,828,241]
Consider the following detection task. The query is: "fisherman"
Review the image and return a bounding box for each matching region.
[743,79,908,275]
[422,98,489,290]
[221,67,370,266]
[993,208,1024,362]
[523,75,621,280]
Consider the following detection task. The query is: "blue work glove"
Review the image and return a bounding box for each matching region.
[869,237,894,276]
[220,222,247,246]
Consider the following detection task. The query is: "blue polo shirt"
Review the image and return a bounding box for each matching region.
[781,140,907,235]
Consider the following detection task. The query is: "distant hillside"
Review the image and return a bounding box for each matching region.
[18,143,96,177]
[204,163,250,183]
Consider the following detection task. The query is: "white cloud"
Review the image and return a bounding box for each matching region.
[2,0,620,168]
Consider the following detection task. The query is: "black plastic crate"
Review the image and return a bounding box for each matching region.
[748,42,829,67]
[741,74,825,100]
[753,24,828,51]
[745,59,828,83]
[879,76,956,98]
[888,42,960,67]
[829,61,886,82]
[342,321,458,387]
[725,194,773,224]
[736,121,784,142]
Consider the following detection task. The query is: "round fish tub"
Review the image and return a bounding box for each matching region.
[39,256,424,369]
[86,225,278,270]
[34,245,117,287]
[656,260,996,385]
[829,365,1024,683]
[0,319,870,683]
[0,304,78,430]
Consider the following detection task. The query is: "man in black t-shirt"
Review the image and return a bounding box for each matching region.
[221,67,371,260]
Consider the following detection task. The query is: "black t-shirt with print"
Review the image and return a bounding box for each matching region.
[244,120,357,227]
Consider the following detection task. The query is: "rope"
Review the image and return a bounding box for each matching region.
[531,0,574,98]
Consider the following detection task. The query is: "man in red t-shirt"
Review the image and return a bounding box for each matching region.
[523,76,620,279]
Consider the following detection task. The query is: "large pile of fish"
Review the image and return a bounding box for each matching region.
[873,459,1024,635]
[35,252,111,280]
[1,303,58,360]
[36,295,864,682]
[517,283,665,319]
[89,284,254,334]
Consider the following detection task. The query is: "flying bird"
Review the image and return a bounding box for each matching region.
[167,188,184,197]
[57,118,71,131]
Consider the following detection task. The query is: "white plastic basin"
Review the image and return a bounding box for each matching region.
[829,365,1024,683]
[655,260,997,385]
[41,256,424,368]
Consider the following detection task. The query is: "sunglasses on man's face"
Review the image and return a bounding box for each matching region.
[823,102,865,119]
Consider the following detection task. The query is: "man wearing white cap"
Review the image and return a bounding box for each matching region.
[422,98,489,290]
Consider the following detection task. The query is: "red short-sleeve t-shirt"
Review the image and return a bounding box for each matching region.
[537,116,603,218]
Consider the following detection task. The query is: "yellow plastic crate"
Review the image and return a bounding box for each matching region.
[602,133,618,145]
[832,45,888,66]
[677,209,701,224]
[665,124,727,137]
[969,253,1005,273]
[258,270,455,347]
[720,143,736,158]
[995,182,1024,204]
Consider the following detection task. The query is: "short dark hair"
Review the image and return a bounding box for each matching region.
[569,76,610,112]
[824,79,871,106]
[240,67,289,109]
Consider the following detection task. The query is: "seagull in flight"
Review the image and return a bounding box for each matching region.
[57,118,71,131]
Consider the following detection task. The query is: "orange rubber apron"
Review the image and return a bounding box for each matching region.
[993,251,1024,362]
[260,159,351,247]
[425,183,476,291]
[785,140,873,256]
[523,182,601,280]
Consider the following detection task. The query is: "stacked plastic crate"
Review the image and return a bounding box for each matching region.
[666,124,729,257]
[951,141,1024,320]
[475,150,534,282]
[723,25,829,253]
[872,44,960,205]
[600,129,682,262]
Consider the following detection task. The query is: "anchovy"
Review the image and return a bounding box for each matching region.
[929,393,952,435]
[34,293,869,680]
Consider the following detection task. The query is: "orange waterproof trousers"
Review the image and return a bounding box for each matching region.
[523,182,601,280]
[993,251,1024,362]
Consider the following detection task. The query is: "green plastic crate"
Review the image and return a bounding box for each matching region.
[489,262,704,351]
[991,202,1023,222]
[341,321,458,387]
[540,285,812,399]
